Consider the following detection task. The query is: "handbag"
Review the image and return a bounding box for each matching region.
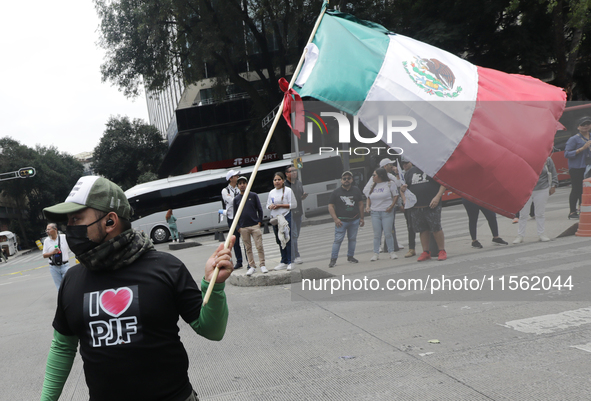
[269,188,285,226]
[404,188,417,209]
[545,160,555,191]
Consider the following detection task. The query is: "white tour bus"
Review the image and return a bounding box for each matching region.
[125,153,343,243]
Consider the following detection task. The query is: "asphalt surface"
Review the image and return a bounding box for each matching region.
[2,186,591,400]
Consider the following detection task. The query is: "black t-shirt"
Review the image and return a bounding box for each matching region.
[328,185,363,221]
[53,251,201,401]
[404,166,441,207]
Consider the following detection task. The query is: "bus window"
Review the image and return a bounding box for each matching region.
[301,157,342,184]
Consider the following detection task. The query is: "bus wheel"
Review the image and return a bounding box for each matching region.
[151,226,170,244]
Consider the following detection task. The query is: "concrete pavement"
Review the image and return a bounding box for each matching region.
[227,186,582,286]
[4,186,591,400]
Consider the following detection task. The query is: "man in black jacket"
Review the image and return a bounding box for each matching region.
[233,176,267,276]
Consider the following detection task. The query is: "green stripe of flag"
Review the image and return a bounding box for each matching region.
[295,12,390,115]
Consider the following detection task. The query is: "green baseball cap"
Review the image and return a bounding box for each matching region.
[44,176,131,222]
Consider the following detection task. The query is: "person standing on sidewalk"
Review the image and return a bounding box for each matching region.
[42,223,71,289]
[267,172,296,271]
[364,168,399,261]
[403,163,447,261]
[222,170,243,269]
[327,171,365,267]
[363,158,404,253]
[233,176,267,276]
[165,209,179,242]
[461,199,508,248]
[285,166,307,265]
[564,116,591,219]
[399,158,417,258]
[513,157,558,244]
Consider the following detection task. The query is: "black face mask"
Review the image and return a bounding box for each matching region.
[66,215,108,256]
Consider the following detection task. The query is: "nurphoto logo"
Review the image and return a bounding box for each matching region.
[305,111,418,156]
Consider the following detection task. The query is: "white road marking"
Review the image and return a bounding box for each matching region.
[502,307,591,334]
[570,343,591,353]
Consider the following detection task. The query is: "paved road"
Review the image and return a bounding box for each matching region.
[2,186,591,400]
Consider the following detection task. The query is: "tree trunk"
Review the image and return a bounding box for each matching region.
[552,0,568,88]
[565,28,584,99]
[15,196,30,249]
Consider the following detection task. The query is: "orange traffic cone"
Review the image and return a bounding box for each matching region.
[576,178,591,237]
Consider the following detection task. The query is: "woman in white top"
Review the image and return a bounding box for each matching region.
[364,168,399,261]
[267,172,296,271]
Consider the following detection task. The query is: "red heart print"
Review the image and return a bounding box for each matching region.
[100,288,133,317]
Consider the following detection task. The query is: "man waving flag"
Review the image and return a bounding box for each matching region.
[290,9,566,217]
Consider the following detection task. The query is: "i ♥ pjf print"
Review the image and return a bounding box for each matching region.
[84,285,143,347]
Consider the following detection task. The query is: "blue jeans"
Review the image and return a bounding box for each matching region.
[371,211,394,254]
[169,225,179,241]
[272,213,292,264]
[291,211,302,260]
[49,262,70,290]
[227,218,243,264]
[331,218,360,259]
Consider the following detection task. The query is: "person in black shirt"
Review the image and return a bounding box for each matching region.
[40,176,234,401]
[403,161,447,261]
[327,171,365,267]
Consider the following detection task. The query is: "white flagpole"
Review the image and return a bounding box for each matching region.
[204,3,329,304]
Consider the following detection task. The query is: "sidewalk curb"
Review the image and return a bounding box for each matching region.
[229,267,335,287]
[557,222,579,238]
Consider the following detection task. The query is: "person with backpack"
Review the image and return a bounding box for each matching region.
[222,169,243,269]
[42,223,71,289]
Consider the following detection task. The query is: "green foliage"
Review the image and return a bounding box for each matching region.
[95,0,591,107]
[0,138,84,248]
[94,0,324,115]
[137,171,159,185]
[92,116,167,190]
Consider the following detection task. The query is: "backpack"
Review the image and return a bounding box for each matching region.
[221,187,230,209]
[52,235,63,266]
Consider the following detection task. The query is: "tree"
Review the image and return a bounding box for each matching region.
[0,138,84,248]
[94,0,324,116]
[95,0,591,108]
[505,0,591,98]
[93,116,167,190]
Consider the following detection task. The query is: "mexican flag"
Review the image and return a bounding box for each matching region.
[292,11,566,216]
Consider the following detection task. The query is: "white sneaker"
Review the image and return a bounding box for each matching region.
[286,264,292,271]
[274,263,287,271]
[246,267,256,276]
[370,253,379,261]
[398,244,405,249]
[539,235,550,242]
[260,266,268,273]
[390,252,398,260]
[294,257,303,264]
[512,236,524,244]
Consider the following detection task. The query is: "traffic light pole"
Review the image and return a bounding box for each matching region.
[0,171,21,182]
[0,167,36,182]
